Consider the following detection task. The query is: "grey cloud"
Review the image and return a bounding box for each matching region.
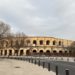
[0,0,75,40]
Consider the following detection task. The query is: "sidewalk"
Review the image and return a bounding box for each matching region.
[0,59,55,75]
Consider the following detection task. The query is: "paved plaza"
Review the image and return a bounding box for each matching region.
[0,59,55,75]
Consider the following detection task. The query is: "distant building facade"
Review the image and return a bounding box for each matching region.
[0,36,73,56]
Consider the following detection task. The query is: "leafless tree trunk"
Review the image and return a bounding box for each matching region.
[0,21,10,39]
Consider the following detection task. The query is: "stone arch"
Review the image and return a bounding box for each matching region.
[45,50,50,55]
[33,50,37,53]
[59,50,63,56]
[53,50,57,53]
[20,50,24,56]
[33,40,37,45]
[9,50,12,56]
[39,40,43,45]
[26,50,30,55]
[59,41,62,46]
[53,40,56,45]
[0,50,3,56]
[4,50,7,56]
[59,50,63,54]
[64,50,68,56]
[69,50,72,53]
[53,50,57,56]
[64,51,68,53]
[69,50,72,56]
[14,50,18,56]
[46,40,50,45]
[32,50,37,55]
[39,50,44,55]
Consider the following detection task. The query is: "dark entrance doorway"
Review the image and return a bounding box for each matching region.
[39,50,43,55]
[53,50,57,56]
[4,50,7,56]
[59,51,63,56]
[1,50,3,56]
[20,50,24,56]
[14,50,18,56]
[9,50,12,56]
[26,50,30,55]
[46,50,50,56]
[33,50,37,55]
[64,51,68,56]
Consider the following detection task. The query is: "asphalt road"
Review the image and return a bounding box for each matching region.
[35,59,75,75]
[24,57,75,75]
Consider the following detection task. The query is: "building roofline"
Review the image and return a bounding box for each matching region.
[3,36,75,41]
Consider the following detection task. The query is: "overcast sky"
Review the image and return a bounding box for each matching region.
[0,0,75,40]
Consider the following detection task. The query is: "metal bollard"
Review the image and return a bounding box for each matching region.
[26,58,27,61]
[43,62,45,68]
[56,66,58,75]
[25,58,26,61]
[32,59,33,63]
[65,69,69,75]
[20,58,22,60]
[74,58,75,61]
[35,60,36,64]
[48,63,50,71]
[38,60,40,66]
[25,58,27,61]
[27,59,28,62]
[29,59,30,62]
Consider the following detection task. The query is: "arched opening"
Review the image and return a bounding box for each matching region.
[26,50,30,55]
[69,50,72,56]
[0,50,3,56]
[39,40,43,45]
[33,40,37,45]
[53,41,56,45]
[64,51,68,56]
[59,51,63,56]
[65,51,67,53]
[4,50,7,56]
[53,50,57,56]
[14,50,18,56]
[53,50,57,53]
[46,40,50,45]
[20,50,24,56]
[59,41,61,46]
[9,50,12,56]
[69,50,72,53]
[33,50,37,55]
[45,50,50,55]
[39,50,43,55]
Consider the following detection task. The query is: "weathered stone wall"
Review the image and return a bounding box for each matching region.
[0,36,74,56]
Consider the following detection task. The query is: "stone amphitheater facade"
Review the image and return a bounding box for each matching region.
[0,36,74,56]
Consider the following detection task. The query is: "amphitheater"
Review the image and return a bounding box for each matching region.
[0,36,74,56]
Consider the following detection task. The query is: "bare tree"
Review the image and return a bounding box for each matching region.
[0,21,33,56]
[0,21,11,49]
[0,21,10,39]
[67,41,75,56]
[67,41,75,50]
[14,32,27,48]
[13,32,33,56]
